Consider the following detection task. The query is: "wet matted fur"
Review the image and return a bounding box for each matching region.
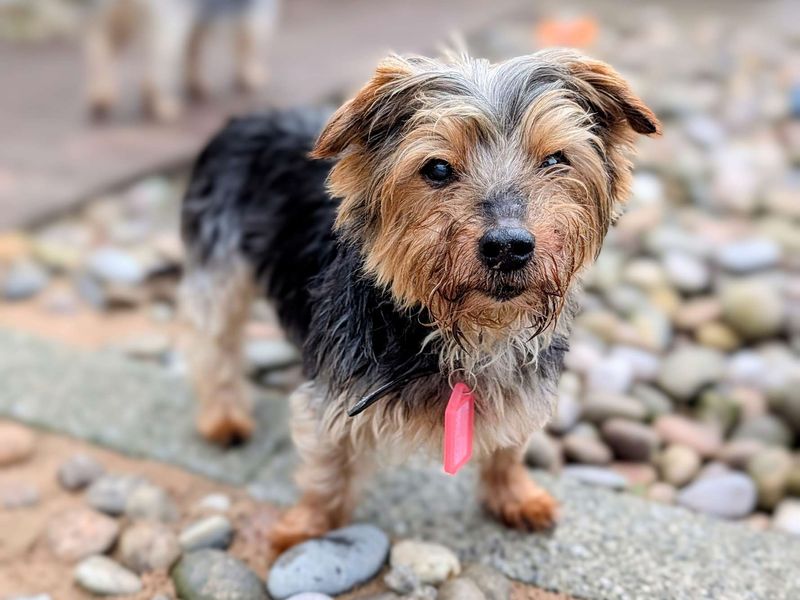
[180,49,660,549]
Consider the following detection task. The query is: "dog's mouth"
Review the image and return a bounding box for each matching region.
[485,282,526,302]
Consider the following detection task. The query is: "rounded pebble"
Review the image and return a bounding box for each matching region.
[0,423,36,466]
[47,507,120,561]
[172,550,267,600]
[179,515,234,551]
[57,453,105,491]
[119,521,181,573]
[74,556,142,596]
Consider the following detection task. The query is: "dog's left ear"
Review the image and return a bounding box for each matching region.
[311,55,417,159]
[564,53,661,137]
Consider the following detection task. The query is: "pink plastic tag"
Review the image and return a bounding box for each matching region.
[443,382,474,475]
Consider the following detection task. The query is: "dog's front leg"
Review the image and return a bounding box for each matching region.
[479,444,558,531]
[270,384,368,552]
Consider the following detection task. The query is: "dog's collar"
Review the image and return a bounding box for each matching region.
[347,364,438,417]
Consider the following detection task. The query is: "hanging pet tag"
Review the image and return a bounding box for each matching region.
[443,382,474,475]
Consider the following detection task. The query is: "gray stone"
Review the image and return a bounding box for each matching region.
[119,521,181,573]
[548,392,581,434]
[390,539,461,585]
[562,465,628,489]
[87,474,144,516]
[438,577,486,600]
[285,595,334,600]
[722,279,785,341]
[677,473,757,519]
[524,430,562,471]
[585,356,635,394]
[733,414,793,447]
[461,563,511,600]
[747,447,793,510]
[268,524,389,599]
[383,564,420,594]
[1,261,48,300]
[563,433,612,465]
[46,507,120,561]
[601,419,661,462]
[663,251,709,293]
[657,346,726,401]
[179,515,234,551]
[125,481,179,522]
[716,439,765,470]
[716,239,781,273]
[57,453,104,491]
[630,384,673,420]
[582,393,647,423]
[86,247,145,285]
[172,550,267,600]
[245,339,300,373]
[773,499,800,536]
[74,556,142,596]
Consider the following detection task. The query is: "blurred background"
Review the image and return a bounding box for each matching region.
[0,0,799,596]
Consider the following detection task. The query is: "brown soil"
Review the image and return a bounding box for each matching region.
[0,420,569,599]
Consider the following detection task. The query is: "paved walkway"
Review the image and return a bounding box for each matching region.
[0,0,527,230]
[1,329,799,600]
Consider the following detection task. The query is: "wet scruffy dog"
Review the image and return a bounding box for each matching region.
[85,0,278,121]
[180,49,660,550]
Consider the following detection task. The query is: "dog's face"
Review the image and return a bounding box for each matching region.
[313,50,660,338]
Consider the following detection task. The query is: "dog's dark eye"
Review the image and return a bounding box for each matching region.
[539,152,567,169]
[420,159,455,186]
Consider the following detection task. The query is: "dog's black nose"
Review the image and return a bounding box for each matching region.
[479,227,535,272]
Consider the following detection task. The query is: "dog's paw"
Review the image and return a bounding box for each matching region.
[486,489,559,531]
[196,402,254,445]
[269,503,332,553]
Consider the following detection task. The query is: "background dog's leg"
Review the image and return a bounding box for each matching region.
[479,444,558,530]
[180,257,256,445]
[142,1,193,122]
[185,22,211,101]
[234,0,278,93]
[85,0,136,118]
[270,385,369,551]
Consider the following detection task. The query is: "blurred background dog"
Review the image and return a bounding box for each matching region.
[84,0,279,121]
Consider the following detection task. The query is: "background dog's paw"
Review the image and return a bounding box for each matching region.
[196,402,255,445]
[487,490,559,531]
[268,503,331,553]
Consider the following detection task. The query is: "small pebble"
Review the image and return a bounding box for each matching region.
[173,550,267,600]
[390,539,460,586]
[525,430,562,471]
[654,415,723,458]
[1,261,49,300]
[86,247,146,286]
[119,521,181,573]
[194,493,232,513]
[0,423,36,466]
[179,515,234,551]
[582,393,647,423]
[57,453,105,491]
[461,563,512,600]
[602,419,661,462]
[125,481,179,522]
[721,279,785,341]
[384,564,420,594]
[86,474,143,516]
[46,507,120,561]
[74,556,142,596]
[562,465,628,489]
[438,577,486,600]
[658,444,701,487]
[563,433,612,465]
[773,499,800,536]
[747,447,793,510]
[657,346,726,402]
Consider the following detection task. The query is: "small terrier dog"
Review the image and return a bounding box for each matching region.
[85,0,278,121]
[180,49,660,550]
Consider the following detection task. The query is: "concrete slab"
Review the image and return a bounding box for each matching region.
[1,328,799,599]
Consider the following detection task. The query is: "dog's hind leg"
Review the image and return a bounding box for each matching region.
[179,255,256,445]
[269,384,370,551]
[479,444,559,531]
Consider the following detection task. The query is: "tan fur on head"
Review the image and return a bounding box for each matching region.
[312,50,659,345]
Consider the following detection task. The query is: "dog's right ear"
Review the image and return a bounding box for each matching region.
[311,55,416,159]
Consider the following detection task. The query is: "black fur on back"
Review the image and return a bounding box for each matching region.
[181,109,440,398]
